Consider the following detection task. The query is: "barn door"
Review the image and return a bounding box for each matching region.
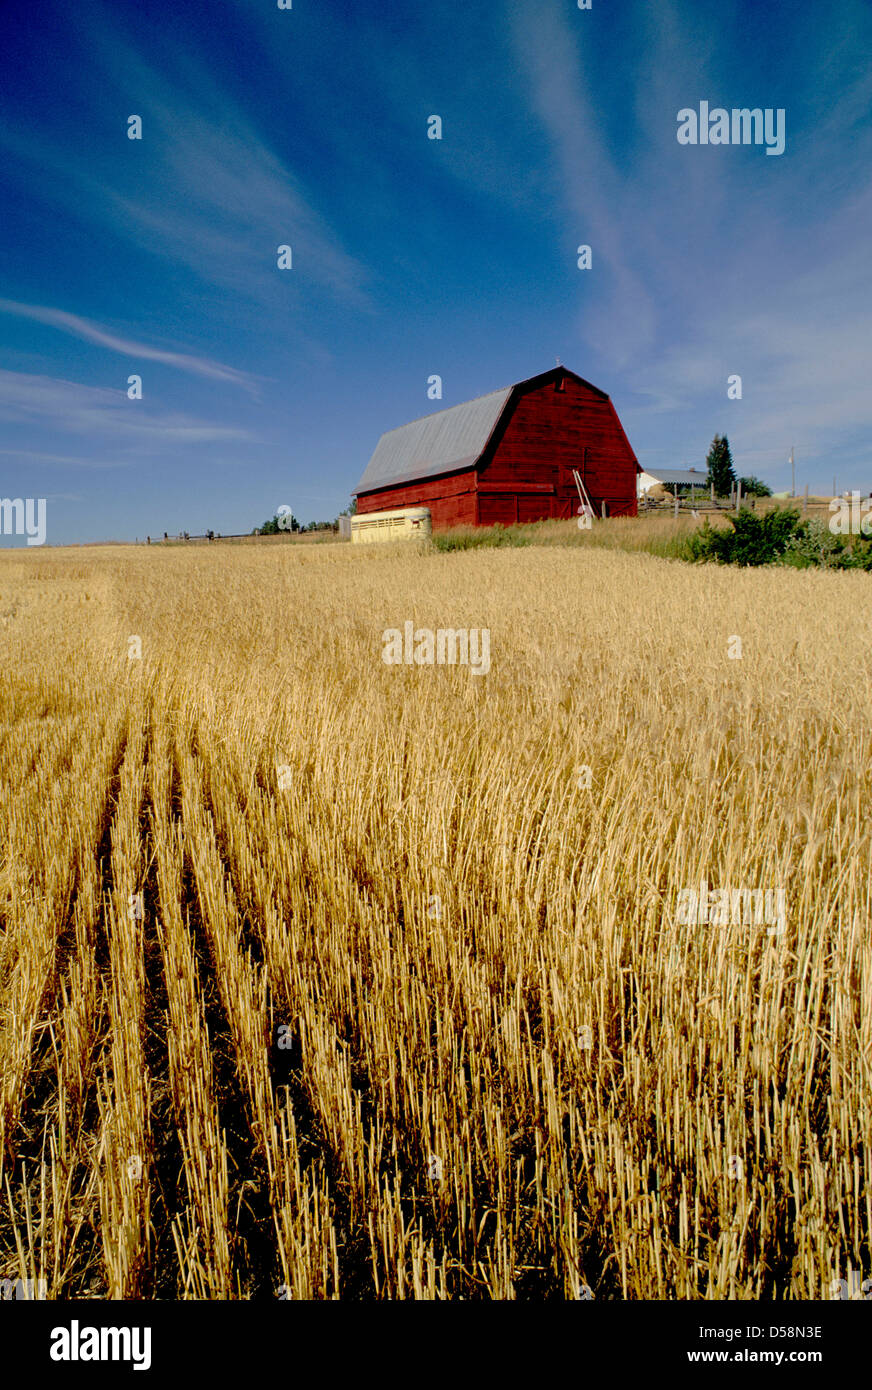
[551,483,572,520]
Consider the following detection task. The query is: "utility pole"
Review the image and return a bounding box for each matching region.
[790,447,795,498]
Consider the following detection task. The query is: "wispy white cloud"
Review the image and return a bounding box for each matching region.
[0,448,121,469]
[0,299,259,392]
[104,116,372,310]
[0,14,371,318]
[85,18,370,311]
[0,370,257,449]
[505,0,658,364]
[506,0,872,478]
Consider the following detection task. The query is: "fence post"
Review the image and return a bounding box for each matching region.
[737,479,742,510]
[674,493,679,518]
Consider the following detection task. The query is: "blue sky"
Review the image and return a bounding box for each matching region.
[1,0,870,544]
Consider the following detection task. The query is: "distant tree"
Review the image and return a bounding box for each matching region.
[706,435,737,497]
[738,475,772,498]
[258,512,299,535]
[338,500,358,517]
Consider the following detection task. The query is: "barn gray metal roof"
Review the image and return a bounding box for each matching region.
[354,385,514,493]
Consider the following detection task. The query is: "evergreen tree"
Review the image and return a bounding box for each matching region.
[706,434,737,497]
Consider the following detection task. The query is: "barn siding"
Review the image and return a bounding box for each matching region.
[480,376,638,520]
[479,493,519,526]
[355,468,478,528]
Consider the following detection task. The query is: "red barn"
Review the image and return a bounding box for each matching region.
[353,367,639,527]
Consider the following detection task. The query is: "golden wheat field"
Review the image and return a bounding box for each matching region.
[1,534,870,1301]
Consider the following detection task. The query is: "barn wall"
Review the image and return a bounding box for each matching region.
[478,493,518,526]
[356,469,477,528]
[480,375,638,519]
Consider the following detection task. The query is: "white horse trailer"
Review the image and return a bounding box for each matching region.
[351,506,432,544]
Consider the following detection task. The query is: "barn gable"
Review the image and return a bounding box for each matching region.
[476,371,638,524]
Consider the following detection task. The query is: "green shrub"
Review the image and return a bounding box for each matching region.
[682,508,805,566]
[847,537,872,570]
[780,517,853,569]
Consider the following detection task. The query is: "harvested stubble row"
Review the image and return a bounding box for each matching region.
[0,541,869,1299]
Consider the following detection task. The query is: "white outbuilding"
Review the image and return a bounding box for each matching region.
[637,467,708,498]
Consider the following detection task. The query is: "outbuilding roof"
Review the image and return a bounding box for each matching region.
[639,468,709,486]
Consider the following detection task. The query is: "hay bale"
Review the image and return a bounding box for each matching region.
[644,483,674,501]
